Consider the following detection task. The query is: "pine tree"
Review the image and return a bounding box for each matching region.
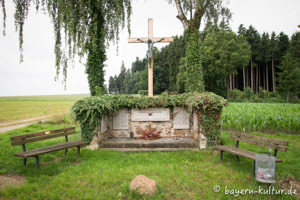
[245,26,261,93]
[270,32,278,92]
[260,32,271,91]
[277,52,300,102]
[238,24,248,90]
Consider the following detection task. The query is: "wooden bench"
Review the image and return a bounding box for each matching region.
[214,132,288,176]
[10,127,88,169]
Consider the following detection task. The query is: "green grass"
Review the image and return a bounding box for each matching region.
[0,94,89,123]
[0,121,299,199]
[221,103,300,134]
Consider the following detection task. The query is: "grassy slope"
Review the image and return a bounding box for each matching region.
[0,96,299,199]
[0,122,299,200]
[0,94,89,123]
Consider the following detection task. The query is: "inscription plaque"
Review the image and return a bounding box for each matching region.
[131,108,170,121]
[193,112,198,131]
[100,116,108,133]
[173,107,190,129]
[113,109,128,129]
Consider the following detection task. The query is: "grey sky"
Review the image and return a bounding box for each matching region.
[0,0,299,96]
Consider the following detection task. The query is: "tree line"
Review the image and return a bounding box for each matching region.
[1,0,298,100]
[108,25,300,101]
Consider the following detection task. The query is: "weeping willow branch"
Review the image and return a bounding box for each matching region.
[0,0,6,35]
[1,0,132,91]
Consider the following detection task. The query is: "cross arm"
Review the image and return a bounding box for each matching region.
[152,37,173,43]
[128,37,173,43]
[128,37,149,43]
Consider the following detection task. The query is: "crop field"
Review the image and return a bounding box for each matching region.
[1,95,299,134]
[221,103,300,134]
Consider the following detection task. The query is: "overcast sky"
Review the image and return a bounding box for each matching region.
[0,0,299,97]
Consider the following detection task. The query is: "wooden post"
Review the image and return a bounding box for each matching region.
[148,57,154,97]
[148,19,153,97]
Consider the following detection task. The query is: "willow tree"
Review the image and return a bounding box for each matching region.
[169,0,231,92]
[0,0,131,96]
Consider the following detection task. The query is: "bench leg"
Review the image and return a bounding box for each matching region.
[220,151,223,162]
[236,155,240,162]
[65,148,68,155]
[253,160,256,177]
[23,158,27,166]
[36,156,39,170]
[77,146,80,158]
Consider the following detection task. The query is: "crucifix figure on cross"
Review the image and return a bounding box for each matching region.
[137,38,165,64]
[128,18,173,97]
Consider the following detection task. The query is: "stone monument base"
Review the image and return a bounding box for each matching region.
[87,107,207,150]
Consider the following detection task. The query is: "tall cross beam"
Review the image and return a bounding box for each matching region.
[128,18,173,97]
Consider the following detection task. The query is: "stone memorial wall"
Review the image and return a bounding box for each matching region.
[89,107,206,149]
[98,107,201,140]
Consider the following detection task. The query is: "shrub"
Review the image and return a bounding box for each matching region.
[138,90,148,96]
[244,87,253,99]
[258,87,267,98]
[161,91,169,97]
[269,91,281,98]
[230,89,244,99]
[250,94,264,103]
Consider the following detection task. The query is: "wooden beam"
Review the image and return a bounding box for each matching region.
[148,18,153,39]
[128,38,149,43]
[230,136,288,152]
[10,127,75,141]
[148,57,153,97]
[152,37,174,42]
[128,37,174,43]
[11,131,76,145]
[231,132,288,146]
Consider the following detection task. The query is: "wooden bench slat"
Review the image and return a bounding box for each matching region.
[11,131,76,145]
[10,127,75,141]
[230,136,288,152]
[231,132,288,146]
[14,141,88,157]
[214,146,283,163]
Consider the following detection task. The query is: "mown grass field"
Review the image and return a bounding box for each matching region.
[0,94,89,124]
[0,121,299,199]
[0,95,299,199]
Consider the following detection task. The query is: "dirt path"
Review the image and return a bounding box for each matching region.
[0,116,52,127]
[0,116,52,134]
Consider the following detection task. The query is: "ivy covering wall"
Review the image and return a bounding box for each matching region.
[71,93,227,146]
[185,31,205,92]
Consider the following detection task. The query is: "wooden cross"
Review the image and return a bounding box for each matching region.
[128,18,173,97]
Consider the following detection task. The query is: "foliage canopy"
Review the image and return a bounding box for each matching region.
[0,0,131,91]
[169,0,232,92]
